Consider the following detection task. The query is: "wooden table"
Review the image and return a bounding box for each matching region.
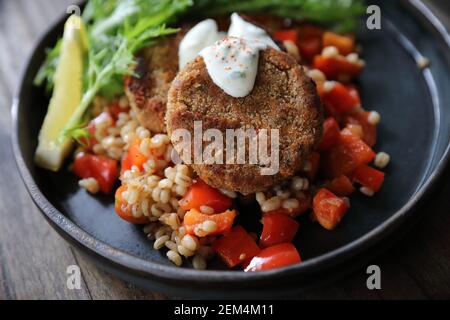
[0,0,449,300]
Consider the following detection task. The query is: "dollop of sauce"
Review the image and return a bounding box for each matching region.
[228,13,280,50]
[179,13,280,98]
[178,19,223,69]
[199,37,267,98]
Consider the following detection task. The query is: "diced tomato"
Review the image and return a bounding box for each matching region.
[120,152,133,174]
[260,213,299,248]
[325,175,355,197]
[322,128,376,178]
[314,55,363,80]
[297,37,322,61]
[179,179,232,213]
[245,243,301,272]
[183,208,237,236]
[320,82,360,115]
[305,152,320,180]
[323,32,355,56]
[273,29,298,43]
[344,111,377,147]
[296,25,324,61]
[212,226,261,268]
[73,152,119,193]
[114,185,150,224]
[312,188,349,230]
[121,138,148,173]
[350,165,385,192]
[319,117,340,151]
[346,85,361,106]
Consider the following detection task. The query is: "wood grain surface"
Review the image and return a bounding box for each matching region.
[0,0,449,300]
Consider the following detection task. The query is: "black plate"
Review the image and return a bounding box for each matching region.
[11,0,450,298]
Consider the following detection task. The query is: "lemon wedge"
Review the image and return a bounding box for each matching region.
[35,15,88,171]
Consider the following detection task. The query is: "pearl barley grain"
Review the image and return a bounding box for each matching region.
[255,192,266,205]
[282,198,299,210]
[307,69,326,83]
[360,187,375,197]
[261,196,281,212]
[368,111,381,125]
[202,220,218,234]
[167,250,182,266]
[291,177,308,191]
[322,46,339,58]
[219,188,237,198]
[283,40,300,61]
[181,234,198,251]
[178,245,195,257]
[323,81,336,93]
[78,178,100,194]
[374,152,390,169]
[346,53,359,63]
[165,240,177,251]
[153,235,169,250]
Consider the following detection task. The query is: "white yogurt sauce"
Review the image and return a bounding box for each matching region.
[178,19,223,69]
[179,13,279,97]
[199,37,267,98]
[228,13,280,50]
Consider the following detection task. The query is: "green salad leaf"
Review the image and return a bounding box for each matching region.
[34,38,62,93]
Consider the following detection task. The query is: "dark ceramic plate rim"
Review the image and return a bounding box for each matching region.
[11,0,450,284]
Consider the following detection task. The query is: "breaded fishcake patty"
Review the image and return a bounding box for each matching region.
[166,47,323,195]
[125,29,187,133]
